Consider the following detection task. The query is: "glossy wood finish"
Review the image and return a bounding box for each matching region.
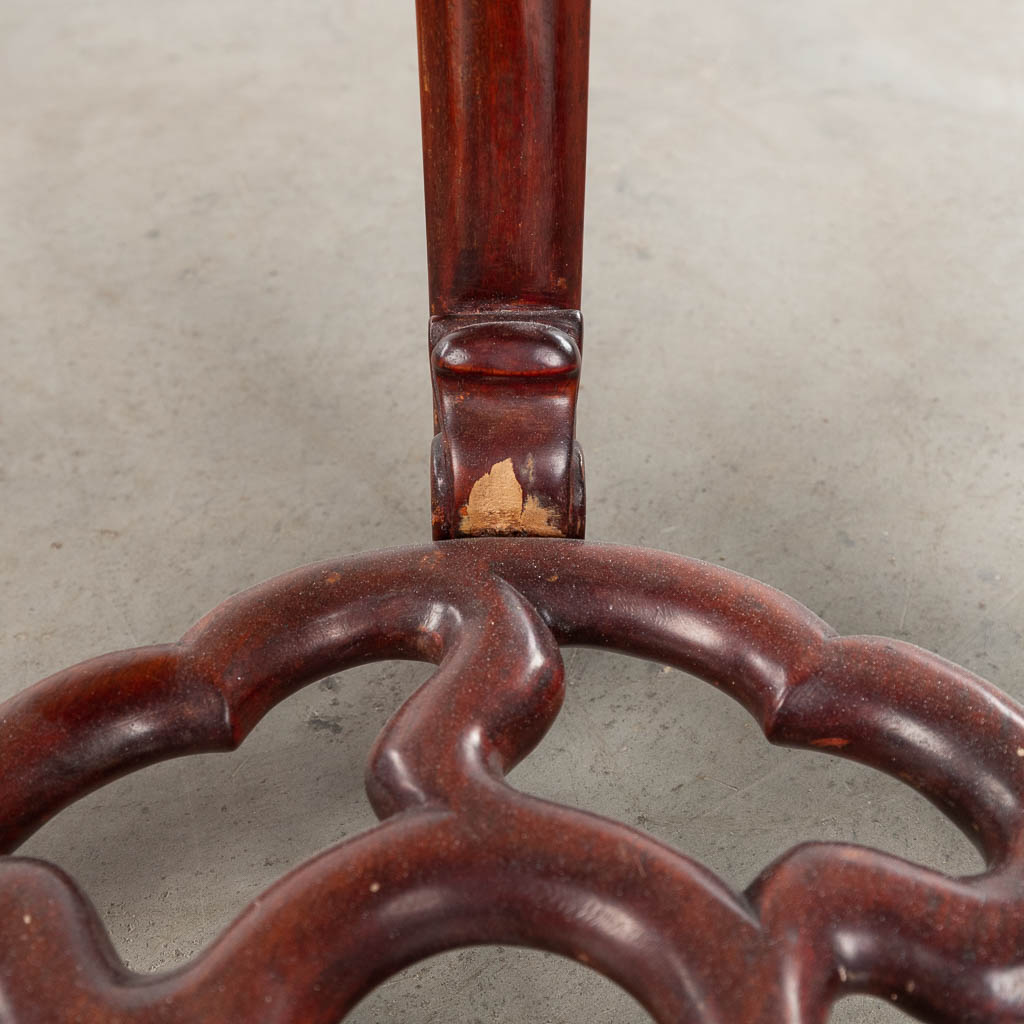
[3,540,1024,1022]
[419,0,589,538]
[416,0,589,315]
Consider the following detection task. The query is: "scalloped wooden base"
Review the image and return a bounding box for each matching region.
[3,540,1023,1022]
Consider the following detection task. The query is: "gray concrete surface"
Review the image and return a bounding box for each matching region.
[2,1,1022,1021]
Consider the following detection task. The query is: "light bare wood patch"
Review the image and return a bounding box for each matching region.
[460,458,562,536]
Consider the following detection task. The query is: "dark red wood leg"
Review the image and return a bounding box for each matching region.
[418,0,589,539]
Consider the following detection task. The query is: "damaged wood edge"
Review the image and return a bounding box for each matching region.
[459,458,563,537]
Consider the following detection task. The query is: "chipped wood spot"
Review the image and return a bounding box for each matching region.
[811,737,850,749]
[459,458,562,537]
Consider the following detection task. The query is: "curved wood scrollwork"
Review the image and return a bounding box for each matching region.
[2,539,1023,1023]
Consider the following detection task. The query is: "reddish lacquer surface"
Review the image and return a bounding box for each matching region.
[3,541,1024,1022]
[416,0,589,315]
[418,0,589,539]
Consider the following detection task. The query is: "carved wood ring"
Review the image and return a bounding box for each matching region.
[2,540,1022,1023]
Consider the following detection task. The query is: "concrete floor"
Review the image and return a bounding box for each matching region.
[2,1,1023,1021]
